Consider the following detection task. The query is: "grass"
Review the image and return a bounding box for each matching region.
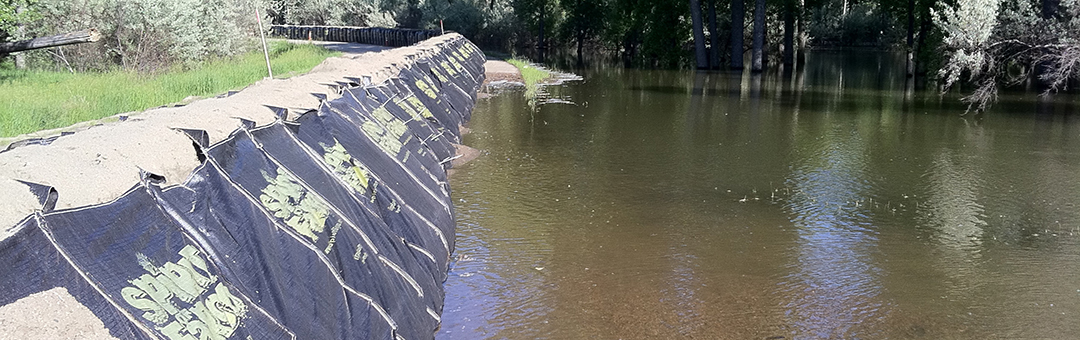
[506,59,552,105]
[0,41,340,137]
[506,58,552,88]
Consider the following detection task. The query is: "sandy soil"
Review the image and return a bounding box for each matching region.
[482,60,523,84]
[0,288,116,340]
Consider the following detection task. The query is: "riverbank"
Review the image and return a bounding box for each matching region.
[0,42,340,138]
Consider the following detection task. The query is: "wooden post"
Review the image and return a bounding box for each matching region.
[0,29,102,55]
[255,7,273,79]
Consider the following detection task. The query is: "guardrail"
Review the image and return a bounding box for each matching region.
[270,25,443,47]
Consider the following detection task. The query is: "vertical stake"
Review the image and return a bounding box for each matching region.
[255,6,273,79]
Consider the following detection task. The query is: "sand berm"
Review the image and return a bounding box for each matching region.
[0,33,519,339]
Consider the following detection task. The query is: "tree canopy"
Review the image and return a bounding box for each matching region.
[2,0,1077,107]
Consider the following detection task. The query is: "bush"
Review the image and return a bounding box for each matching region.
[276,0,395,27]
[22,0,263,72]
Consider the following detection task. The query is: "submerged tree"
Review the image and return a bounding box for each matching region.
[751,0,766,71]
[783,0,795,66]
[937,0,1080,111]
[691,0,708,68]
[731,0,745,69]
[560,0,607,64]
[707,0,722,68]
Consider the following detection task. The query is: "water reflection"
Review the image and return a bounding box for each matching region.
[780,122,887,338]
[441,51,1080,339]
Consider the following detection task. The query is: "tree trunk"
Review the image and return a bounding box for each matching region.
[708,0,720,69]
[783,0,794,66]
[0,29,102,55]
[538,3,546,63]
[730,0,745,69]
[14,4,26,69]
[576,0,584,66]
[691,0,709,69]
[905,0,915,76]
[797,0,807,65]
[577,33,584,66]
[914,8,931,76]
[751,0,766,72]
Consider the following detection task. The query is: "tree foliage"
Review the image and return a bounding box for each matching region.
[559,0,607,48]
[11,0,262,72]
[271,0,395,27]
[0,0,36,42]
[937,0,1080,110]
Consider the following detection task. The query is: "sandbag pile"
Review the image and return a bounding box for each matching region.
[0,36,484,340]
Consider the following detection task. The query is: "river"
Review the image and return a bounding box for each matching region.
[439,51,1080,339]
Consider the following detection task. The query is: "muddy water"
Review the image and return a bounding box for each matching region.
[440,52,1080,339]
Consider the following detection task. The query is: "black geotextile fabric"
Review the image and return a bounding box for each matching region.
[0,37,484,340]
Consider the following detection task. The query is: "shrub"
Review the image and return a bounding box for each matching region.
[276,0,395,27]
[22,0,263,72]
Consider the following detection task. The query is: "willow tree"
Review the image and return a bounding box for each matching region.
[937,0,1080,111]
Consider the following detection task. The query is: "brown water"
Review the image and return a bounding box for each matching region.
[440,52,1080,339]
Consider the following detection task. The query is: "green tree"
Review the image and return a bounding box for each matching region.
[560,0,607,64]
[936,0,1080,110]
[1,1,25,38]
[1,0,36,47]
[602,0,691,67]
[277,0,395,27]
[512,0,558,58]
[640,0,690,67]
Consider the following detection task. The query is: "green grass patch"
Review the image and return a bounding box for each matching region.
[0,41,340,137]
[506,59,552,105]
[506,58,551,88]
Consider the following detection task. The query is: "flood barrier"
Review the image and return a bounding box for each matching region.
[0,36,485,340]
[270,25,443,47]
